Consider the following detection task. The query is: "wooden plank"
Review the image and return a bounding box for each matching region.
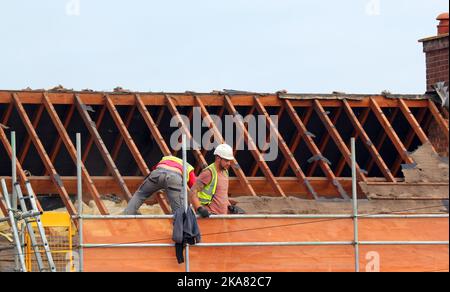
[398,99,434,149]
[74,95,133,200]
[284,100,348,199]
[428,99,449,139]
[105,95,171,214]
[12,93,76,215]
[43,93,109,214]
[342,100,395,182]
[313,100,367,183]
[166,95,208,169]
[366,107,399,174]
[19,104,44,164]
[224,95,286,197]
[254,97,317,199]
[369,98,414,165]
[195,96,257,197]
[307,107,343,177]
[335,107,370,177]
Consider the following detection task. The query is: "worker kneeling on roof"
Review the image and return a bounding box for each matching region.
[124,156,196,215]
[190,143,245,218]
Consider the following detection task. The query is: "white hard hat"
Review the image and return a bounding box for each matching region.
[214,144,234,160]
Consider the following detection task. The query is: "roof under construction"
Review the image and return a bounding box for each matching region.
[0,89,448,216]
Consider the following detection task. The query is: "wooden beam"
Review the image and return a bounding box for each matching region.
[250,106,284,177]
[43,93,109,214]
[335,107,370,177]
[428,99,449,139]
[166,95,208,169]
[366,107,399,174]
[195,96,257,197]
[279,106,313,177]
[284,100,348,199]
[1,102,13,125]
[74,95,133,201]
[391,107,428,175]
[1,92,431,108]
[224,95,286,197]
[19,104,44,165]
[313,100,367,183]
[136,95,171,156]
[2,176,356,198]
[48,104,75,170]
[342,100,395,182]
[12,93,76,215]
[0,190,7,217]
[110,105,136,168]
[307,107,343,176]
[369,98,414,165]
[134,95,173,213]
[255,97,317,199]
[0,104,13,214]
[195,107,225,174]
[105,95,172,214]
[398,99,435,150]
[0,104,43,212]
[173,107,194,158]
[233,106,256,160]
[82,103,107,163]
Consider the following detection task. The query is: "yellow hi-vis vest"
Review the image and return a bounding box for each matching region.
[159,156,194,178]
[198,163,229,206]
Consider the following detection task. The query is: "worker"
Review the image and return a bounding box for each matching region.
[124,156,196,215]
[190,143,245,218]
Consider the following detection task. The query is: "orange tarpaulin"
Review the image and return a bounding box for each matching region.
[82,217,449,272]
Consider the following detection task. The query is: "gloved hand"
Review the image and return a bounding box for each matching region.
[228,205,246,214]
[197,206,210,218]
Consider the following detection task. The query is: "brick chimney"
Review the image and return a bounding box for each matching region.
[419,13,449,158]
[419,13,449,93]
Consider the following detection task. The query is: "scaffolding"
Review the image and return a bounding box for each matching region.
[74,136,449,272]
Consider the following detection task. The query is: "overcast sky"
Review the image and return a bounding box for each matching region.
[0,0,448,94]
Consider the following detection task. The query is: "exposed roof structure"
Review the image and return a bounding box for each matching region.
[0,90,448,215]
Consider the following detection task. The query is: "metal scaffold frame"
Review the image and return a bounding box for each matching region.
[73,135,449,273]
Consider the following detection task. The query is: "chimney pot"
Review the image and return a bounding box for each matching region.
[437,12,449,35]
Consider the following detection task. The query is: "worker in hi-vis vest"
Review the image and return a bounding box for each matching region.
[124,156,197,215]
[190,144,245,218]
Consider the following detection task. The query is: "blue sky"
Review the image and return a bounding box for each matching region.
[0,0,448,94]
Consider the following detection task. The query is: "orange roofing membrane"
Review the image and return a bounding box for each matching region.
[82,217,449,272]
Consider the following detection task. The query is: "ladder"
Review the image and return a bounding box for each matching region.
[0,178,56,272]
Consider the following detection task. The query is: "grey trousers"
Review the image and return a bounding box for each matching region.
[124,168,184,215]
